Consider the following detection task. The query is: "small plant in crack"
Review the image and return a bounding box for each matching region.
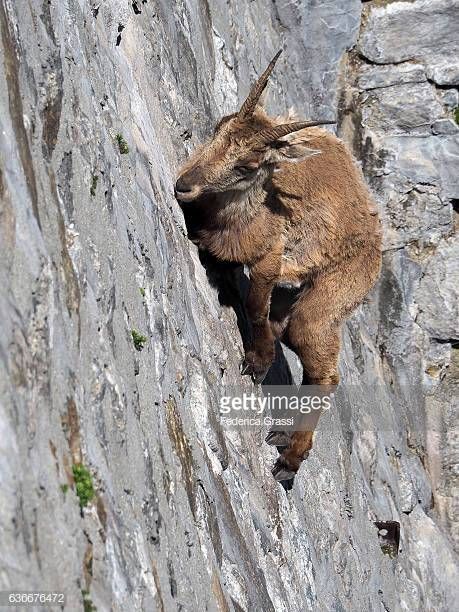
[454,107,459,125]
[82,590,97,612]
[72,464,95,507]
[115,133,129,154]
[72,463,96,508]
[90,174,98,196]
[131,329,147,351]
[139,287,146,297]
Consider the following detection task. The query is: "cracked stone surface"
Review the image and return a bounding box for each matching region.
[0,1,458,611]
[357,0,459,64]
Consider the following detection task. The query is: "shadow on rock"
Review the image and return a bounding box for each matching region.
[194,249,294,386]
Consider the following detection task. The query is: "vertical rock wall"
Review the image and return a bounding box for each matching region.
[350,0,459,557]
[0,0,457,610]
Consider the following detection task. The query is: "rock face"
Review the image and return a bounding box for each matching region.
[0,1,458,611]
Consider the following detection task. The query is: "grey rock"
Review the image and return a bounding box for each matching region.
[424,353,459,553]
[357,62,426,91]
[358,0,459,64]
[427,60,459,86]
[437,88,459,110]
[380,135,459,201]
[383,188,453,249]
[361,82,443,135]
[416,238,459,340]
[432,118,459,135]
[1,0,458,611]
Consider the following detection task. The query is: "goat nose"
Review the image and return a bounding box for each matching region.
[175,177,192,193]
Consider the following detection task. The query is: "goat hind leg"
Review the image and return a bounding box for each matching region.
[272,291,341,480]
[271,328,340,481]
[272,251,379,480]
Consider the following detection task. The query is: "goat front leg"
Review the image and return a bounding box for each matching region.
[241,252,280,384]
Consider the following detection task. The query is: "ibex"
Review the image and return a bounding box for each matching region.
[175,51,382,481]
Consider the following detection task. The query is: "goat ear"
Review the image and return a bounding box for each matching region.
[267,132,321,163]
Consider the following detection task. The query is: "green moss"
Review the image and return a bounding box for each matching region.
[90,174,98,197]
[131,329,147,351]
[82,590,97,612]
[454,107,459,125]
[72,464,95,507]
[380,543,398,559]
[115,133,129,154]
[139,287,146,298]
[60,483,69,495]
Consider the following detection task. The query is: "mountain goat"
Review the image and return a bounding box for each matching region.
[175,51,382,480]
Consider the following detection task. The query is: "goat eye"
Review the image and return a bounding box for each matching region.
[235,165,255,177]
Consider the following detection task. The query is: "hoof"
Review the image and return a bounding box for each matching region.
[272,459,297,482]
[239,360,251,375]
[239,358,270,384]
[265,431,292,446]
[252,367,270,385]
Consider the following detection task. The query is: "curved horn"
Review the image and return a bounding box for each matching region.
[237,50,282,120]
[253,120,336,145]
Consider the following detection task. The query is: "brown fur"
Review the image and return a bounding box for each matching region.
[175,56,382,481]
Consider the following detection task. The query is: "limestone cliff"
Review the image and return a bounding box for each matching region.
[0,1,458,610]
